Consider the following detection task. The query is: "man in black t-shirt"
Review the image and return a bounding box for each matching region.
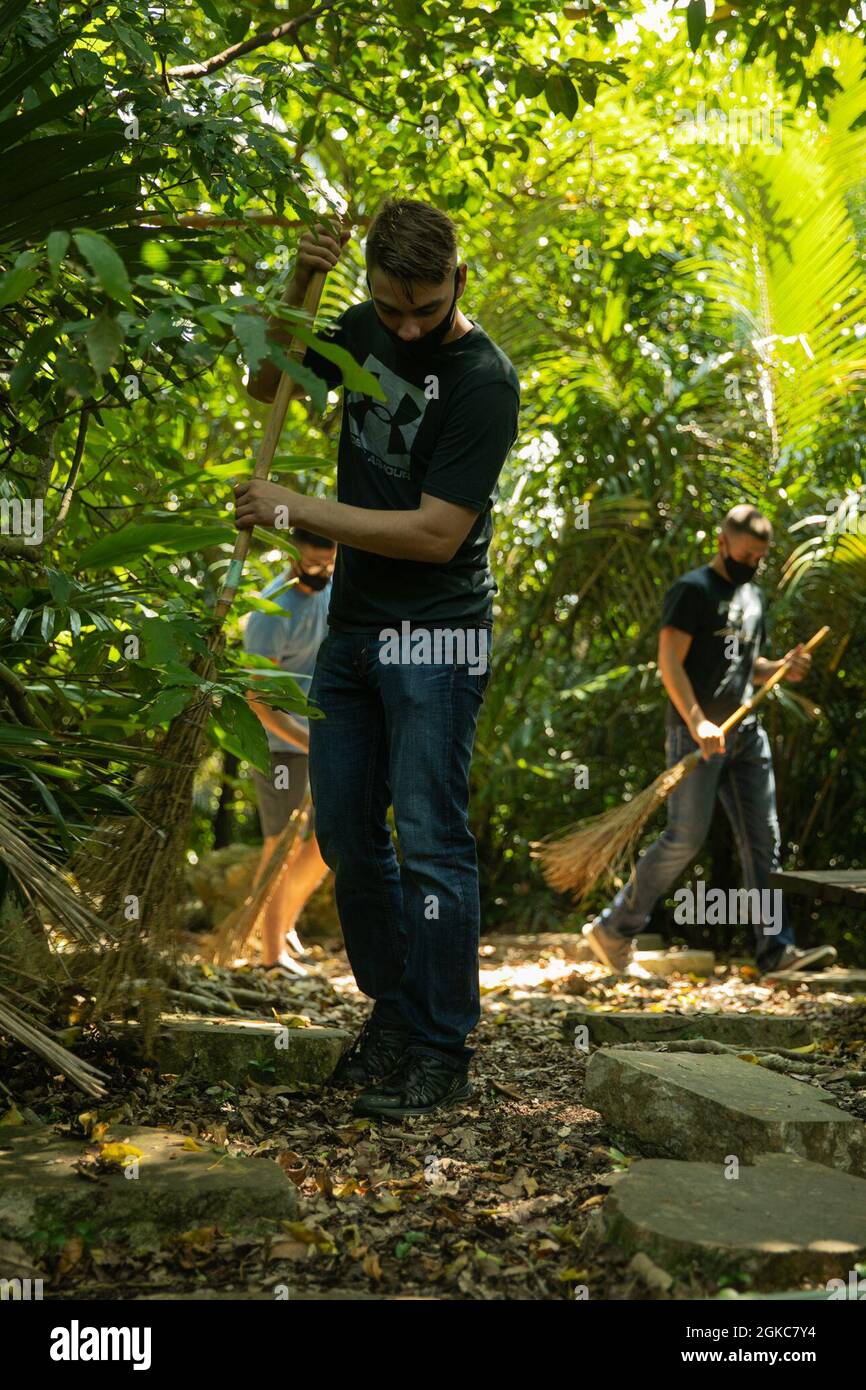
[582,505,837,978]
[237,200,520,1117]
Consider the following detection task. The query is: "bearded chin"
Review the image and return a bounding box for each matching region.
[298,571,329,591]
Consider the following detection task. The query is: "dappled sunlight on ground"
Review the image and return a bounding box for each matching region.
[5,930,865,1301]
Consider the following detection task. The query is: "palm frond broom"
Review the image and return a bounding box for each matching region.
[536,626,830,901]
[72,268,330,1028]
[209,791,312,966]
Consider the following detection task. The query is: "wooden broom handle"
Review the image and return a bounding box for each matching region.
[717,624,830,736]
[212,267,328,625]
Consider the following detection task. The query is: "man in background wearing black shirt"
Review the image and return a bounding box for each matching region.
[238,200,520,1117]
[583,504,836,978]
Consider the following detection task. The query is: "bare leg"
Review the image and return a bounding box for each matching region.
[257,833,329,967]
[253,835,283,967]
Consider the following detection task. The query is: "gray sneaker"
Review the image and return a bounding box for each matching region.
[582,918,651,979]
[761,943,838,977]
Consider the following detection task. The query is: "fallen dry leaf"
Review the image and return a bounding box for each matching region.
[579,1194,606,1211]
[363,1251,382,1281]
[268,1240,312,1262]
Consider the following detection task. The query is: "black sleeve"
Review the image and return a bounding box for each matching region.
[661,579,706,635]
[420,381,520,512]
[301,311,350,391]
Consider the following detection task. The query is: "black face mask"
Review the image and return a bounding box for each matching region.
[722,548,759,586]
[366,269,460,355]
[297,568,330,592]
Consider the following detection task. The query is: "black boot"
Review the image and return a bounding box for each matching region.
[352,1046,472,1120]
[328,1014,410,1089]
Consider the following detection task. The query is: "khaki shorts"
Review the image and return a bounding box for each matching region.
[251,752,313,838]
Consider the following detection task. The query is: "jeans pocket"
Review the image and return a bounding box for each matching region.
[470,645,492,697]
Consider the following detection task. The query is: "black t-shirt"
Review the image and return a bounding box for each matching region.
[660,565,768,728]
[302,301,520,632]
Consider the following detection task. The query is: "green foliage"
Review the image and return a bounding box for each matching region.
[0,2,863,964]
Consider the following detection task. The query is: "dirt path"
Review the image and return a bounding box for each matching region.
[5,936,864,1301]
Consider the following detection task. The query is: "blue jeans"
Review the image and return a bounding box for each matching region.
[308,628,492,1064]
[599,719,794,966]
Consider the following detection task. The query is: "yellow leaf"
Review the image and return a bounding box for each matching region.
[788,1042,818,1055]
[99,1141,143,1165]
[273,1012,311,1028]
[181,1137,203,1151]
[280,1221,334,1252]
[737,1052,761,1064]
[0,1105,25,1126]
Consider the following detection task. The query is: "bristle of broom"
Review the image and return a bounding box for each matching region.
[74,680,216,1037]
[535,756,696,901]
[210,797,311,966]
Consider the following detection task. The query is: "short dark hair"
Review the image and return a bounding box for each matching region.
[723,504,773,542]
[292,527,335,550]
[366,198,457,297]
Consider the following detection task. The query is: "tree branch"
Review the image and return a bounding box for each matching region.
[0,661,49,729]
[0,409,88,555]
[166,1,341,80]
[41,407,89,545]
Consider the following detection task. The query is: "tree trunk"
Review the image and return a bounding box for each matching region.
[213,751,239,849]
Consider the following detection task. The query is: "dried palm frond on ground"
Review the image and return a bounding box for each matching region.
[0,782,106,946]
[0,997,108,1098]
[0,782,110,1095]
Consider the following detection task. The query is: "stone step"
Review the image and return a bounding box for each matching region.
[634,933,665,952]
[633,949,715,977]
[483,931,668,962]
[0,1125,297,1251]
[565,1007,813,1049]
[111,1014,350,1088]
[712,1289,846,1301]
[602,1153,866,1290]
[483,932,592,962]
[766,968,866,996]
[584,1046,866,1175]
